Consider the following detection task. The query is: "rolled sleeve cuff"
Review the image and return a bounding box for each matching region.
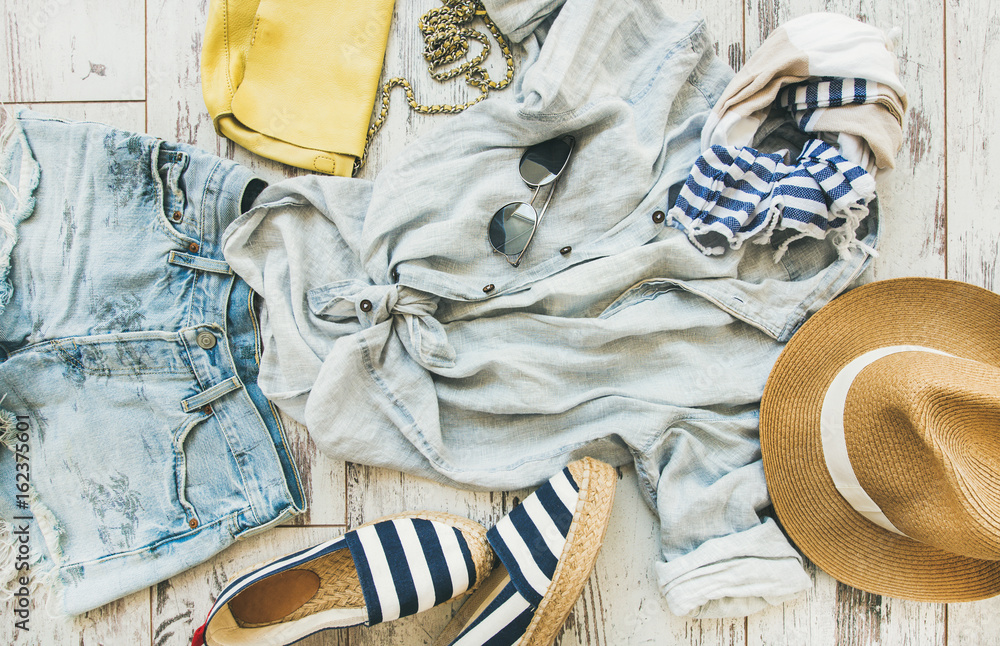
[655,518,812,618]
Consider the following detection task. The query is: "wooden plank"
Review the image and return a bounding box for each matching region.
[744,0,948,643]
[8,101,145,131]
[748,559,838,644]
[944,0,1000,637]
[150,526,349,646]
[750,558,947,645]
[947,599,1000,646]
[0,587,151,646]
[281,419,348,527]
[1,0,144,103]
[675,0,746,72]
[946,0,1000,288]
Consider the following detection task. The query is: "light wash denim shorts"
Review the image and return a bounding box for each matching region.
[0,111,304,614]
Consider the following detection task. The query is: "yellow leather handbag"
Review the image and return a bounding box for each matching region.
[201,0,395,176]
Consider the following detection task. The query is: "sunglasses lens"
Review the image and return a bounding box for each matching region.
[519,135,574,187]
[489,202,538,256]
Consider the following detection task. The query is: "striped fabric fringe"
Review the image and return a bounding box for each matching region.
[199,517,477,634]
[778,77,905,132]
[667,139,877,261]
[450,467,581,646]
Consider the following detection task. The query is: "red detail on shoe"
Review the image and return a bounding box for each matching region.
[191,623,207,646]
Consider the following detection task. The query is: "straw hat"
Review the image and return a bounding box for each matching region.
[760,277,1000,601]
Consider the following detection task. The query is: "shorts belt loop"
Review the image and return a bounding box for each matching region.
[181,376,241,412]
[168,250,233,275]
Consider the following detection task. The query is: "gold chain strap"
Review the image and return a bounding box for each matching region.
[353,0,515,175]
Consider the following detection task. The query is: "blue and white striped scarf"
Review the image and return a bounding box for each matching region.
[778,77,906,134]
[668,139,876,260]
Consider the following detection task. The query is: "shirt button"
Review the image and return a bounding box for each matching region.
[652,210,665,223]
[196,331,217,349]
[483,284,495,294]
[188,242,200,253]
[360,299,373,312]
[188,518,199,529]
[560,246,572,255]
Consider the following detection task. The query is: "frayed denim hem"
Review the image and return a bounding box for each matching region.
[0,106,41,319]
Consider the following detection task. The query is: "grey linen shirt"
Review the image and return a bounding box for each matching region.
[223,0,878,617]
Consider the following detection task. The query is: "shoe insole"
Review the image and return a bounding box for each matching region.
[229,547,366,627]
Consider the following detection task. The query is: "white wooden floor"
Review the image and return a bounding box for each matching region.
[2,0,999,644]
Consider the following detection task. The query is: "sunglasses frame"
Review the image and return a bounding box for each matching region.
[489,135,576,267]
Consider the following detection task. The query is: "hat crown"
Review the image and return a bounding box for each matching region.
[845,351,1000,560]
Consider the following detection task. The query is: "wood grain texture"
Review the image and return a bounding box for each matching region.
[674,0,745,72]
[0,590,151,646]
[946,0,1000,289]
[941,0,1000,642]
[8,101,145,131]
[1,0,144,102]
[947,599,1000,646]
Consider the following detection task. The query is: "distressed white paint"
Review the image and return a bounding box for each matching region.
[943,0,1000,638]
[3,0,1000,643]
[1,0,144,102]
[9,101,145,131]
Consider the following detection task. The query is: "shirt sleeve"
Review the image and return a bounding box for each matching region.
[643,414,813,618]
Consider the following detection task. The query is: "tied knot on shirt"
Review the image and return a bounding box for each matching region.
[307,280,456,369]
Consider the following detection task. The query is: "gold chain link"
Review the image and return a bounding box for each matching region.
[353,0,515,175]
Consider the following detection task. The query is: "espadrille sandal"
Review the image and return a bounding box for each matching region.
[434,457,617,646]
[191,511,494,646]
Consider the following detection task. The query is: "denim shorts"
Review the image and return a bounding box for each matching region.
[0,111,304,615]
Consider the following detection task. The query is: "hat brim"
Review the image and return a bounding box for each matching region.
[761,277,1000,602]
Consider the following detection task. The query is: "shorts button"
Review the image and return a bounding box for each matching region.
[196,331,217,349]
[171,210,183,222]
[359,299,373,312]
[652,210,665,223]
[188,242,200,253]
[188,518,199,529]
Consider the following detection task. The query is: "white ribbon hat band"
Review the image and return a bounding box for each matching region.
[819,345,955,537]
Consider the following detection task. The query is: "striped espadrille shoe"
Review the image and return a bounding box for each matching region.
[435,457,617,646]
[192,511,493,646]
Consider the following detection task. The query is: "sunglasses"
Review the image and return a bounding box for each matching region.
[488,135,575,267]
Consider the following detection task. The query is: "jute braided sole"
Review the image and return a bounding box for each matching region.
[518,457,617,646]
[229,510,493,628]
